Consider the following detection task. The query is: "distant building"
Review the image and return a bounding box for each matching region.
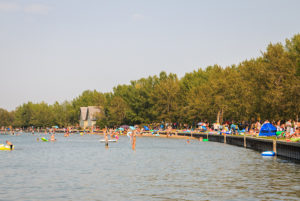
[80,106,101,129]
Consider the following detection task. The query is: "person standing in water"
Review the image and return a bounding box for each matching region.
[50,133,56,141]
[104,130,109,148]
[131,130,136,150]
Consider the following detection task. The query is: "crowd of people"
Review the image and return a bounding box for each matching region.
[210,119,299,138]
[1,119,299,151]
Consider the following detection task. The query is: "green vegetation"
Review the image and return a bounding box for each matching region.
[1,34,300,128]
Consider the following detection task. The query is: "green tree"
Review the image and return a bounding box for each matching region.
[151,72,180,122]
[0,108,14,127]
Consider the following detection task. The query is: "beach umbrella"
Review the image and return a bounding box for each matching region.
[52,126,59,129]
[118,128,124,131]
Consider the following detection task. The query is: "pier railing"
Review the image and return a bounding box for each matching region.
[174,132,300,161]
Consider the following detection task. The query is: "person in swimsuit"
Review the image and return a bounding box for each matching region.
[131,130,136,150]
[6,140,13,150]
[104,130,109,148]
[167,125,172,137]
[50,134,56,141]
[115,131,119,141]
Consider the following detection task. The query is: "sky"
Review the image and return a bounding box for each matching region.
[0,0,299,111]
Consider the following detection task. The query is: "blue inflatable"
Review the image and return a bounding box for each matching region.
[261,151,275,156]
[144,126,150,131]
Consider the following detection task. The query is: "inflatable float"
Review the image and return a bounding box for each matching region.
[41,137,48,142]
[261,151,275,156]
[0,144,14,150]
[99,139,117,142]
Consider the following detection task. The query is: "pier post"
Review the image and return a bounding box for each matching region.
[273,139,277,154]
[244,134,246,148]
[224,134,226,144]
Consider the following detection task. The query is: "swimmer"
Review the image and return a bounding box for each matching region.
[50,134,56,141]
[64,131,69,137]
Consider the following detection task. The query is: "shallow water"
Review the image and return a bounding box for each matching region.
[0,133,299,201]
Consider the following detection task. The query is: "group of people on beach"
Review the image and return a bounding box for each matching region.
[210,119,300,138]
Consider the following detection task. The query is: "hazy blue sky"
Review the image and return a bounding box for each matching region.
[0,0,299,111]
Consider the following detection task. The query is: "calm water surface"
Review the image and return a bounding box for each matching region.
[0,133,299,201]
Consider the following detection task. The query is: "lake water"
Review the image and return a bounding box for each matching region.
[0,133,299,201]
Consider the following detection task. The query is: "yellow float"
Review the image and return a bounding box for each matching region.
[0,144,14,150]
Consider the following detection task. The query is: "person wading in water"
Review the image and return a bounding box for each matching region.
[131,130,136,150]
[104,130,109,148]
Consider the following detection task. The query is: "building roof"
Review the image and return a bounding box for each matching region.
[80,107,88,121]
[80,106,101,121]
[87,106,101,121]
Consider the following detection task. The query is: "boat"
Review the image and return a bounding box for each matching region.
[99,139,117,142]
[0,144,14,150]
[261,151,275,156]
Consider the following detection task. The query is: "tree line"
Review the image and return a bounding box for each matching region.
[1,34,299,128]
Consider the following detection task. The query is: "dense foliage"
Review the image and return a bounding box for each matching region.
[1,34,300,128]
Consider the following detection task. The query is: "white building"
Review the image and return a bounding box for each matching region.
[79,106,101,129]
